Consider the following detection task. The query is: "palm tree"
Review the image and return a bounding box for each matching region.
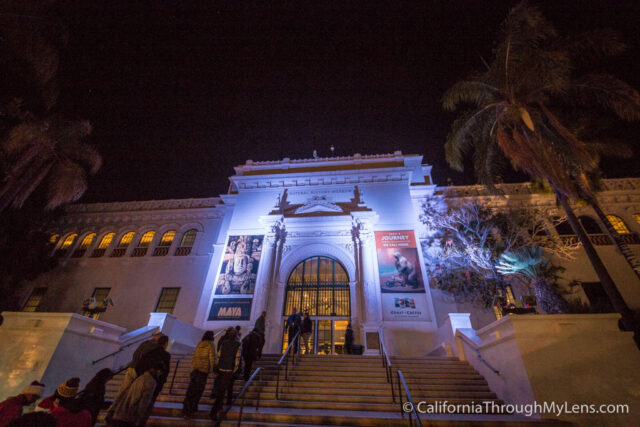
[442,2,640,334]
[0,117,101,211]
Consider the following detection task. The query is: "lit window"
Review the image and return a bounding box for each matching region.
[50,234,59,244]
[72,233,96,258]
[23,288,46,312]
[83,287,112,319]
[505,285,516,305]
[98,233,115,249]
[91,232,115,257]
[180,229,197,247]
[55,234,77,257]
[633,213,640,226]
[155,288,180,314]
[79,233,96,249]
[118,232,135,248]
[137,231,155,248]
[606,215,630,234]
[60,234,77,249]
[159,230,176,247]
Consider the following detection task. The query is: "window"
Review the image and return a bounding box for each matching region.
[55,234,77,257]
[72,233,96,258]
[50,234,59,244]
[634,213,640,226]
[284,256,350,317]
[578,216,602,235]
[155,288,180,314]
[83,287,112,319]
[132,231,155,257]
[111,232,135,257]
[91,232,115,257]
[153,230,175,256]
[23,288,47,312]
[581,282,615,313]
[606,215,630,234]
[176,229,197,256]
[553,218,574,236]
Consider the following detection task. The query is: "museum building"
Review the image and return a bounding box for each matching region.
[8,151,640,356]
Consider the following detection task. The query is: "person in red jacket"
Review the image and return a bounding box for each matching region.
[40,378,92,427]
[0,381,45,426]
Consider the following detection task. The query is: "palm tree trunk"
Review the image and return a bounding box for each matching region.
[532,276,568,314]
[556,191,638,335]
[586,196,640,281]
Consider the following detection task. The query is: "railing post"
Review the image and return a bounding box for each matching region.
[169,358,180,394]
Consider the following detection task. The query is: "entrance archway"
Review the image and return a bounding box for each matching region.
[282,256,351,354]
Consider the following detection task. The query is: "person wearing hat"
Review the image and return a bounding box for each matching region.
[110,359,165,427]
[0,381,44,426]
[40,378,92,427]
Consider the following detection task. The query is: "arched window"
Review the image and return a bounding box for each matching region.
[553,218,575,236]
[111,232,135,257]
[634,213,640,226]
[578,216,602,235]
[283,256,350,317]
[72,233,96,258]
[91,232,115,257]
[176,229,197,256]
[55,234,77,258]
[49,234,59,244]
[606,215,630,234]
[132,231,155,257]
[153,230,175,256]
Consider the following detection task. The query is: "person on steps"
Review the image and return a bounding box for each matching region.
[0,381,45,426]
[135,335,170,426]
[182,331,216,418]
[209,328,241,422]
[241,329,264,381]
[300,311,313,355]
[76,368,113,426]
[285,307,301,354]
[109,360,164,427]
[344,323,354,355]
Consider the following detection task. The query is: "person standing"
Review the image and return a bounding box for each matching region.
[47,378,92,427]
[209,328,241,422]
[0,381,45,426]
[135,335,170,426]
[182,331,216,418]
[300,311,313,355]
[254,311,267,357]
[344,323,354,355]
[109,360,164,427]
[285,307,301,354]
[241,329,263,381]
[76,369,113,426]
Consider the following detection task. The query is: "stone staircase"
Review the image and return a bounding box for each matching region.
[102,353,559,426]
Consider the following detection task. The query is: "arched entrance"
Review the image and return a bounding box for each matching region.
[282,256,351,354]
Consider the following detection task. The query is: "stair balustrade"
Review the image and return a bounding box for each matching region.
[396,369,423,427]
[275,330,300,399]
[378,329,396,402]
[218,367,263,426]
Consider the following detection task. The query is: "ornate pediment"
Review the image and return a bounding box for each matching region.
[295,196,343,214]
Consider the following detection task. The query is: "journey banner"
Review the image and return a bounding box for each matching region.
[215,235,263,295]
[208,297,253,321]
[375,230,425,293]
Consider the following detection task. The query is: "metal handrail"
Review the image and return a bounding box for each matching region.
[169,329,226,393]
[458,337,500,375]
[396,370,423,427]
[276,330,300,399]
[378,329,396,402]
[217,367,263,426]
[92,328,160,365]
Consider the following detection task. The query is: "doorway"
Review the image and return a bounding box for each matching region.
[281,318,350,355]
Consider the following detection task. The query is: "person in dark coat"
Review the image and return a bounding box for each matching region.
[300,311,313,354]
[7,412,56,427]
[285,307,301,354]
[241,329,264,381]
[0,381,44,426]
[135,335,170,426]
[344,323,354,354]
[209,328,241,422]
[76,368,113,426]
[253,311,267,357]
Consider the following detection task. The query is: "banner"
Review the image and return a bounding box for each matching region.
[208,297,253,321]
[375,230,425,293]
[215,235,263,295]
[375,230,429,321]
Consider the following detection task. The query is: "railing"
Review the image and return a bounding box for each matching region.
[396,370,422,427]
[91,330,159,366]
[218,367,264,427]
[169,329,226,393]
[110,248,126,257]
[90,248,106,257]
[560,233,640,246]
[458,336,500,375]
[275,330,300,399]
[175,246,192,256]
[378,329,396,402]
[153,246,170,256]
[131,247,147,257]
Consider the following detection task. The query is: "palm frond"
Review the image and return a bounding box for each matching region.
[444,105,501,170]
[44,160,87,210]
[559,28,626,64]
[442,81,501,111]
[567,74,640,121]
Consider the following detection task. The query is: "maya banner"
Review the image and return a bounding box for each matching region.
[215,235,263,295]
[375,230,429,321]
[208,297,253,321]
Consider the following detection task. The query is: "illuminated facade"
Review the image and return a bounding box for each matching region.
[11,151,640,356]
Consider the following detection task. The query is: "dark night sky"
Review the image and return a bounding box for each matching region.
[51,0,640,203]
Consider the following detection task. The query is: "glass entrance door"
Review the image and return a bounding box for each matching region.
[316,320,332,355]
[282,318,350,355]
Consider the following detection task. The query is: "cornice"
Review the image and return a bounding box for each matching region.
[64,197,222,214]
